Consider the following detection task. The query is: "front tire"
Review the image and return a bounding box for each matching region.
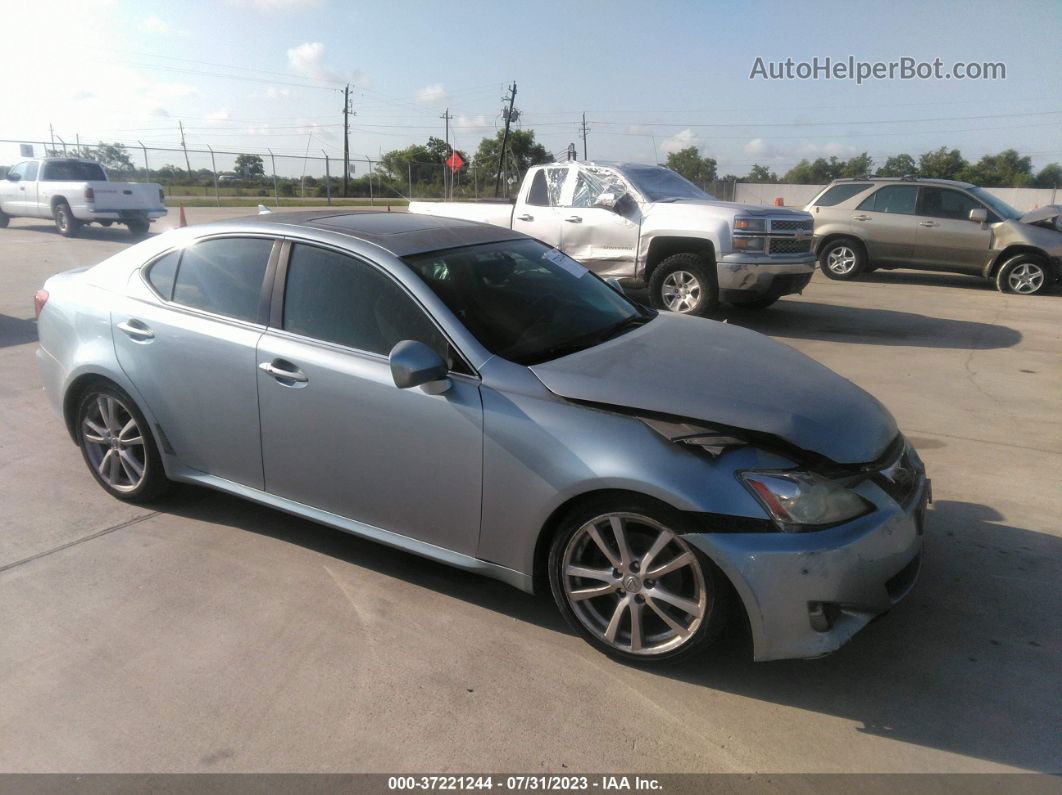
[819,237,866,280]
[548,497,729,664]
[76,383,172,502]
[53,201,81,237]
[648,253,719,316]
[995,254,1051,295]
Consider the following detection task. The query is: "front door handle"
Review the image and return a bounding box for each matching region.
[852,214,871,221]
[516,213,534,222]
[919,221,939,227]
[259,360,309,384]
[565,215,582,223]
[117,319,155,340]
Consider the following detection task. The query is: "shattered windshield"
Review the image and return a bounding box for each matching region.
[615,164,716,202]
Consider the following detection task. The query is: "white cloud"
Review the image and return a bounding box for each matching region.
[205,109,230,123]
[416,84,447,104]
[287,41,342,83]
[265,86,291,99]
[661,128,703,155]
[455,114,491,134]
[151,82,199,100]
[743,138,775,158]
[139,15,169,33]
[233,0,322,9]
[149,107,170,118]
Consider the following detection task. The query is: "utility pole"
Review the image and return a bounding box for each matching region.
[441,107,453,199]
[342,84,352,197]
[580,113,589,161]
[494,81,517,198]
[178,121,192,177]
[49,124,55,153]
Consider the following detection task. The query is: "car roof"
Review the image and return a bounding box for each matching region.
[828,176,976,189]
[215,210,527,257]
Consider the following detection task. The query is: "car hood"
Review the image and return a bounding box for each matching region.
[1019,204,1061,224]
[529,313,897,465]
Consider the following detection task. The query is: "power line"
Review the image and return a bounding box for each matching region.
[589,109,1062,129]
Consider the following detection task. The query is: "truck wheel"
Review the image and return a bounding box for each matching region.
[995,254,1051,295]
[729,295,779,310]
[99,220,113,227]
[649,253,719,316]
[819,237,865,280]
[53,202,81,237]
[127,219,150,237]
[0,211,9,228]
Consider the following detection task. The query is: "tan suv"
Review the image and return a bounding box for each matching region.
[805,177,1062,295]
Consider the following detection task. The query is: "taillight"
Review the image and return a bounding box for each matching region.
[34,289,49,319]
[159,188,165,202]
[84,186,95,202]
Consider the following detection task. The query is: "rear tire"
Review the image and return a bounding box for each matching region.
[127,219,150,237]
[819,237,866,280]
[99,220,113,227]
[995,254,1051,295]
[75,382,172,503]
[548,496,730,665]
[648,253,719,317]
[53,201,81,237]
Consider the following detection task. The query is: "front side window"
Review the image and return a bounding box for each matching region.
[282,243,448,360]
[812,183,872,206]
[24,162,39,181]
[7,162,28,180]
[918,188,984,221]
[857,185,918,214]
[171,237,273,322]
[404,238,651,366]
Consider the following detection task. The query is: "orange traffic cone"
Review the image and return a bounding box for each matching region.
[178,203,187,228]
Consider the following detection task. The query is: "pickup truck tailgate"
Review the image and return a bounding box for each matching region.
[89,182,162,211]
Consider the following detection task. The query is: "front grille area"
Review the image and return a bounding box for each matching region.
[770,219,813,232]
[769,238,813,254]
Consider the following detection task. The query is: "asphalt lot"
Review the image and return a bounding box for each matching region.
[0,208,1059,773]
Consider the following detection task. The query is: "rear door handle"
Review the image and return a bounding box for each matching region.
[565,215,582,223]
[117,319,155,340]
[259,360,309,385]
[919,221,939,227]
[516,213,534,222]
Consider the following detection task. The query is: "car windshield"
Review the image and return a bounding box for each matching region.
[968,187,1022,221]
[403,238,653,366]
[614,164,715,202]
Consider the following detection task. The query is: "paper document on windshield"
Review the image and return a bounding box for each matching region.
[544,248,588,279]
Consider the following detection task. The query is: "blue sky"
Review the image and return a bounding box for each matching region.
[4,0,1061,178]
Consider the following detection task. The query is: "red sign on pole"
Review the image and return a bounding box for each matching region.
[446,151,465,173]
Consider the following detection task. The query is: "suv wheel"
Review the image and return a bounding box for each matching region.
[996,255,1051,295]
[648,253,719,316]
[819,238,866,280]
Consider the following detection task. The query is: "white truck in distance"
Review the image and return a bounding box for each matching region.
[0,157,167,237]
[409,161,817,315]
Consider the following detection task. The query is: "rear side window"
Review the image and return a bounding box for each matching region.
[146,250,180,299]
[40,160,107,181]
[857,185,918,214]
[525,170,549,206]
[812,183,872,206]
[282,244,448,360]
[172,237,273,322]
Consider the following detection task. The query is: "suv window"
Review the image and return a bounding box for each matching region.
[813,183,872,206]
[171,237,273,322]
[918,187,984,221]
[857,185,918,214]
[282,243,449,361]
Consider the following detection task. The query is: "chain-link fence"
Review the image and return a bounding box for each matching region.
[0,139,517,206]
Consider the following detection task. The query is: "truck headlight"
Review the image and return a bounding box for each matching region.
[732,236,765,252]
[734,218,766,231]
[740,470,873,530]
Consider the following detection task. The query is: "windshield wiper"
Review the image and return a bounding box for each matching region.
[594,314,652,343]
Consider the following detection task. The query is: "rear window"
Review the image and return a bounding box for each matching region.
[171,237,273,322]
[812,183,872,206]
[40,160,107,181]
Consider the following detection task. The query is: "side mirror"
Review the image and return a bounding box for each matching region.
[593,192,620,211]
[6,173,20,182]
[969,208,988,224]
[389,340,450,393]
[605,277,624,294]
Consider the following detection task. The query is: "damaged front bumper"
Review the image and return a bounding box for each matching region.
[717,253,815,302]
[685,472,929,662]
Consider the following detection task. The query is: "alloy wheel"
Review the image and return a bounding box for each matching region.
[561,513,707,656]
[81,395,147,492]
[1007,262,1045,294]
[661,270,702,313]
[827,246,857,275]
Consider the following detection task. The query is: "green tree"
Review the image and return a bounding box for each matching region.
[784,157,845,184]
[234,154,265,179]
[664,146,718,187]
[1033,163,1062,188]
[79,142,133,172]
[841,152,873,178]
[877,154,917,177]
[960,149,1033,187]
[744,164,778,183]
[918,147,967,180]
[472,129,551,191]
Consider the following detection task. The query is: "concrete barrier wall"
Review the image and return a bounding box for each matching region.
[731,183,1060,211]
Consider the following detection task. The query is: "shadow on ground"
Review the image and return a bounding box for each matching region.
[13,223,158,242]
[0,315,38,348]
[164,490,1060,772]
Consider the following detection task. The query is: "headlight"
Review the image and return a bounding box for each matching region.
[732,236,765,252]
[734,217,766,231]
[740,470,872,530]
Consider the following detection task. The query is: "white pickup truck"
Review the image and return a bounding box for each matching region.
[410,161,816,314]
[0,157,167,237]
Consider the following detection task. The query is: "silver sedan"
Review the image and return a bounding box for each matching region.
[35,211,929,663]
